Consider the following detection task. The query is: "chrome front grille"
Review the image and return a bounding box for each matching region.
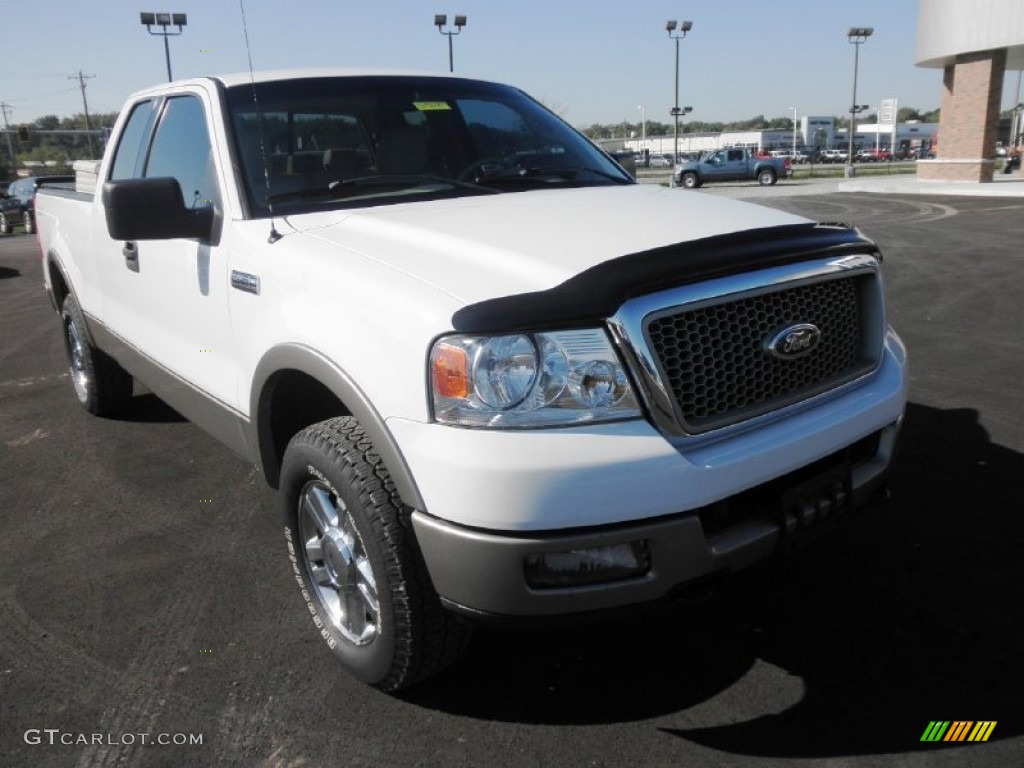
[611,256,885,437]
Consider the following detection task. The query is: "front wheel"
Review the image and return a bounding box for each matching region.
[757,169,777,186]
[23,211,34,235]
[0,214,9,235]
[681,172,700,189]
[280,416,471,691]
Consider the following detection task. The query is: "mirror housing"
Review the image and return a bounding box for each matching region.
[103,177,219,243]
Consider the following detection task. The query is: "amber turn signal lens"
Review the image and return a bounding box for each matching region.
[431,342,469,399]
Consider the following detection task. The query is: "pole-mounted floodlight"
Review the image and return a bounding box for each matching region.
[140,11,187,82]
[791,106,798,156]
[666,19,693,184]
[845,26,873,176]
[436,13,467,73]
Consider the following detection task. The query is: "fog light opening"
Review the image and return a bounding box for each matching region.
[524,541,651,589]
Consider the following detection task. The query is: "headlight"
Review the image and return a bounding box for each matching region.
[430,329,641,428]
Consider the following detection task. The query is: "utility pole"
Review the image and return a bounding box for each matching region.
[69,71,96,158]
[0,102,16,172]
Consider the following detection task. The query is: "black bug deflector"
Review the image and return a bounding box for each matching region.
[451,222,879,333]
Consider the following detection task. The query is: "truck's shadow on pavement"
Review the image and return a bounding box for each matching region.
[403,401,1023,756]
[119,392,187,423]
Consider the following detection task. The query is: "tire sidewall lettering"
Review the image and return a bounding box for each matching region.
[284,518,339,655]
[307,464,338,496]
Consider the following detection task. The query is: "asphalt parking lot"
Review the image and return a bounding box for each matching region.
[1,190,1022,767]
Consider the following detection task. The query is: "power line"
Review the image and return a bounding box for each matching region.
[68,71,96,157]
[0,102,16,169]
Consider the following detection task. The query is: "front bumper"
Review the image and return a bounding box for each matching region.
[412,418,900,618]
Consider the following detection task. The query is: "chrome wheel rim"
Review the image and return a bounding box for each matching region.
[66,318,90,403]
[298,480,380,646]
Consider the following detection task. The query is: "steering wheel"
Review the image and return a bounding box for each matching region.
[457,157,512,183]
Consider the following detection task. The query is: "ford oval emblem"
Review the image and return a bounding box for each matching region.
[766,323,822,359]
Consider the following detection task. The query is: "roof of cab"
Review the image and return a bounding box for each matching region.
[122,68,489,102]
[212,67,465,87]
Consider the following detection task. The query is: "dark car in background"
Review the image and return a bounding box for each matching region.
[1,175,74,234]
[0,187,23,234]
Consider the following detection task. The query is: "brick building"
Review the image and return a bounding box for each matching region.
[916,0,1024,181]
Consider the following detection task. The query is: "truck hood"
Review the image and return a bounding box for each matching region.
[287,184,810,307]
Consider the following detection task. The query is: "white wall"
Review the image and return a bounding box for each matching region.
[917,0,1024,69]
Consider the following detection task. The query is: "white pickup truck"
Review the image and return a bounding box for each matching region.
[36,69,907,691]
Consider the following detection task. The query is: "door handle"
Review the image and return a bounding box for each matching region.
[123,241,139,272]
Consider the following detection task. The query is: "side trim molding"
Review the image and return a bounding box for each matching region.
[87,315,256,463]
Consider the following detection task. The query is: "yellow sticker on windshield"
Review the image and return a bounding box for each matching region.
[413,101,451,111]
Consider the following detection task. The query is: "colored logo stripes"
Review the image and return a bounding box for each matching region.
[920,721,996,743]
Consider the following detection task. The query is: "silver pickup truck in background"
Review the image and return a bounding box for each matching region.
[673,147,793,188]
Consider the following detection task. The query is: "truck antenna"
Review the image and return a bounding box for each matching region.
[239,0,282,243]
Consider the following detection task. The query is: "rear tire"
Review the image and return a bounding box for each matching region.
[23,212,34,235]
[61,294,133,416]
[0,214,9,234]
[757,168,777,186]
[280,416,471,691]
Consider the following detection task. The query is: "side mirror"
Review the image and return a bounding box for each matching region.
[102,177,218,243]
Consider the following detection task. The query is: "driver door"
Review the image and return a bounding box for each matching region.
[96,91,237,410]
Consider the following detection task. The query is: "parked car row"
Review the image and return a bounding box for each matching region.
[643,152,700,168]
[634,147,938,170]
[0,175,74,234]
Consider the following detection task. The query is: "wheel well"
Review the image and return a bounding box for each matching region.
[47,257,70,311]
[258,369,350,488]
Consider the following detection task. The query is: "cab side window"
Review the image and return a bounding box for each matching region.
[144,95,220,210]
[110,100,156,180]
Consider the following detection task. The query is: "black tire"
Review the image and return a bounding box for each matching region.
[61,294,133,416]
[280,416,471,691]
[757,168,777,186]
[0,214,9,235]
[23,211,34,235]
[681,172,700,189]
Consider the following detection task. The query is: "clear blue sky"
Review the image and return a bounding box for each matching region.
[2,0,1021,127]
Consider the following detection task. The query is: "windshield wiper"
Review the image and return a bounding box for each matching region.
[480,166,632,185]
[525,166,632,183]
[267,174,498,204]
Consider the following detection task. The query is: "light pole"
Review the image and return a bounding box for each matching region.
[435,14,467,73]
[846,26,873,177]
[666,19,693,184]
[637,105,646,164]
[1014,103,1024,148]
[140,12,187,82]
[1012,70,1022,148]
[790,106,798,156]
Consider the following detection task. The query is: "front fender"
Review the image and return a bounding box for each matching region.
[249,342,425,509]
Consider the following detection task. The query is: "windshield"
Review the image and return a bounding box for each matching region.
[225,76,632,217]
